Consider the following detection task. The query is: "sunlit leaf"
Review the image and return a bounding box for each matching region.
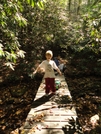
[37,1,44,10]
[1,21,7,28]
[27,0,35,7]
[91,31,95,36]
[31,0,35,7]
[11,53,17,63]
[0,50,5,57]
[21,17,27,26]
[5,62,15,70]
[17,50,26,58]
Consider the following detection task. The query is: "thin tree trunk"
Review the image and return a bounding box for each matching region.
[68,0,71,16]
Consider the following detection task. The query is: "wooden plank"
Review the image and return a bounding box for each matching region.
[22,128,64,134]
[24,116,77,129]
[28,106,76,115]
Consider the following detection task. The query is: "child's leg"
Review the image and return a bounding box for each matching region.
[45,78,50,94]
[50,78,56,93]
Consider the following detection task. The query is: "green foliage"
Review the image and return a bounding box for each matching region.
[0,0,45,70]
[26,0,46,9]
[66,0,101,54]
[18,0,68,60]
[64,0,101,76]
[0,0,27,69]
[0,0,101,76]
[80,1,101,54]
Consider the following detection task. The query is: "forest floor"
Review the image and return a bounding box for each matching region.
[0,65,101,134]
[65,75,101,134]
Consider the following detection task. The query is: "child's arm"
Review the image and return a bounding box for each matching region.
[56,68,62,75]
[53,60,62,75]
[33,66,40,74]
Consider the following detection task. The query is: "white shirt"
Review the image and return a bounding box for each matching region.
[58,63,64,71]
[39,60,58,78]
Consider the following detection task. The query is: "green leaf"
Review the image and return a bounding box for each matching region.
[1,21,7,28]
[0,50,5,57]
[15,13,27,26]
[0,43,4,57]
[27,0,35,7]
[11,53,17,63]
[92,43,95,47]
[91,31,95,36]
[21,17,27,26]
[37,1,44,10]
[31,0,35,7]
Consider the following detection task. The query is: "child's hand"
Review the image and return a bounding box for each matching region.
[60,72,62,75]
[58,70,62,75]
[57,68,62,76]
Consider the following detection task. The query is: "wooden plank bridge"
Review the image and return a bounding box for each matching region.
[20,75,83,134]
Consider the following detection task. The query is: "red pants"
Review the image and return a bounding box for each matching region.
[45,78,55,94]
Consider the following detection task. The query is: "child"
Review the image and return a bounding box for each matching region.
[58,58,66,72]
[33,50,62,96]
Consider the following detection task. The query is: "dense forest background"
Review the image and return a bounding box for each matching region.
[0,0,101,134]
[0,0,101,77]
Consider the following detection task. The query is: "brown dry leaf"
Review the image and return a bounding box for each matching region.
[28,126,36,133]
[2,126,6,130]
[20,130,25,134]
[90,114,99,127]
[15,110,22,115]
[10,128,19,134]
